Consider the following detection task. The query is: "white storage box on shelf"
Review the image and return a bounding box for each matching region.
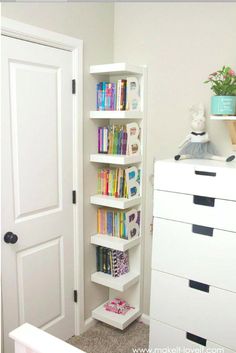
[150,159,236,351]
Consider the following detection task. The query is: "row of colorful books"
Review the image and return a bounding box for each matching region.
[98,125,128,154]
[97,168,128,198]
[97,82,116,111]
[96,78,140,111]
[97,208,140,239]
[96,246,129,277]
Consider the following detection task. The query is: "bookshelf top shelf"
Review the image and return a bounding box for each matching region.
[90,63,144,76]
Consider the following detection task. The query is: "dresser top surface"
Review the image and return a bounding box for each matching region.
[155,158,236,170]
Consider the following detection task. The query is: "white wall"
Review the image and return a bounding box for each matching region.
[1,2,114,323]
[2,1,236,326]
[113,2,236,315]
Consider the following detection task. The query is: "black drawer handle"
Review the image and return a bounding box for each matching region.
[195,170,216,177]
[192,224,214,237]
[193,195,215,207]
[186,332,207,346]
[189,280,210,293]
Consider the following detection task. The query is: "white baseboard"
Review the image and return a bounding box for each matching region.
[83,317,96,332]
[139,314,150,326]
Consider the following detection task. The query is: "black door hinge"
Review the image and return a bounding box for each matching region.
[72,79,76,94]
[72,190,76,204]
[74,290,78,303]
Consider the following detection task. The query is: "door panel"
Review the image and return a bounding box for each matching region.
[17,237,63,328]
[2,35,75,353]
[10,61,61,220]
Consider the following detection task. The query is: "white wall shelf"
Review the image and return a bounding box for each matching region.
[90,153,142,165]
[90,110,143,120]
[90,194,141,209]
[92,301,140,330]
[91,234,140,251]
[90,63,144,76]
[210,115,236,120]
[210,116,236,151]
[91,271,140,291]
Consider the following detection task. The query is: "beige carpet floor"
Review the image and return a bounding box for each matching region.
[68,320,149,353]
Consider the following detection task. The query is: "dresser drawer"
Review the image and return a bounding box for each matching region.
[150,319,234,353]
[153,190,236,232]
[152,218,236,292]
[150,270,236,351]
[154,159,236,201]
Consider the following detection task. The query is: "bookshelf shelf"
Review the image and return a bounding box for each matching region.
[90,63,144,76]
[90,195,141,209]
[91,271,140,291]
[90,154,142,165]
[90,111,143,120]
[92,301,140,330]
[210,116,236,151]
[91,234,140,251]
[89,62,146,329]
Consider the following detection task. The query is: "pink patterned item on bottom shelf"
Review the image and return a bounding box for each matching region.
[104,298,135,315]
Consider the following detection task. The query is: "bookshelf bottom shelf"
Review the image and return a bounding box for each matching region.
[92,301,141,330]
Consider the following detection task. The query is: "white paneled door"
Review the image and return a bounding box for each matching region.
[2,35,75,353]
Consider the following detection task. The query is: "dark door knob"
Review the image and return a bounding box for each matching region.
[4,232,18,244]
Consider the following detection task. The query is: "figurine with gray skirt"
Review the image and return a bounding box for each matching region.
[175,104,235,162]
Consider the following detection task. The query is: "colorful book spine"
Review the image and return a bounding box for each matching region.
[96,247,129,278]
[97,125,131,155]
[97,208,140,239]
[111,83,116,110]
[119,80,127,111]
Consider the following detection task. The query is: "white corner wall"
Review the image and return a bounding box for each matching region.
[2,1,236,327]
[113,2,236,315]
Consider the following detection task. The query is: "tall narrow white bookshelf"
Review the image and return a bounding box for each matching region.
[89,63,147,329]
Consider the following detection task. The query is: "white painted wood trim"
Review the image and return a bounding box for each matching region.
[1,17,84,336]
[1,17,82,50]
[83,317,96,332]
[139,314,150,326]
[9,323,85,353]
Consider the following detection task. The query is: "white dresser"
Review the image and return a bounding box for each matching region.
[150,159,236,353]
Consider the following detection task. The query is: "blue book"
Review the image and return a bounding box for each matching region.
[107,211,113,235]
[101,82,107,111]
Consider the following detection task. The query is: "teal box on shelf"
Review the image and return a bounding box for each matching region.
[211,96,236,115]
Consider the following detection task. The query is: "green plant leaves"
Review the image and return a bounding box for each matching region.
[204,66,236,96]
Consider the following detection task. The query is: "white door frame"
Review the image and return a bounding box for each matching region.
[1,17,84,336]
